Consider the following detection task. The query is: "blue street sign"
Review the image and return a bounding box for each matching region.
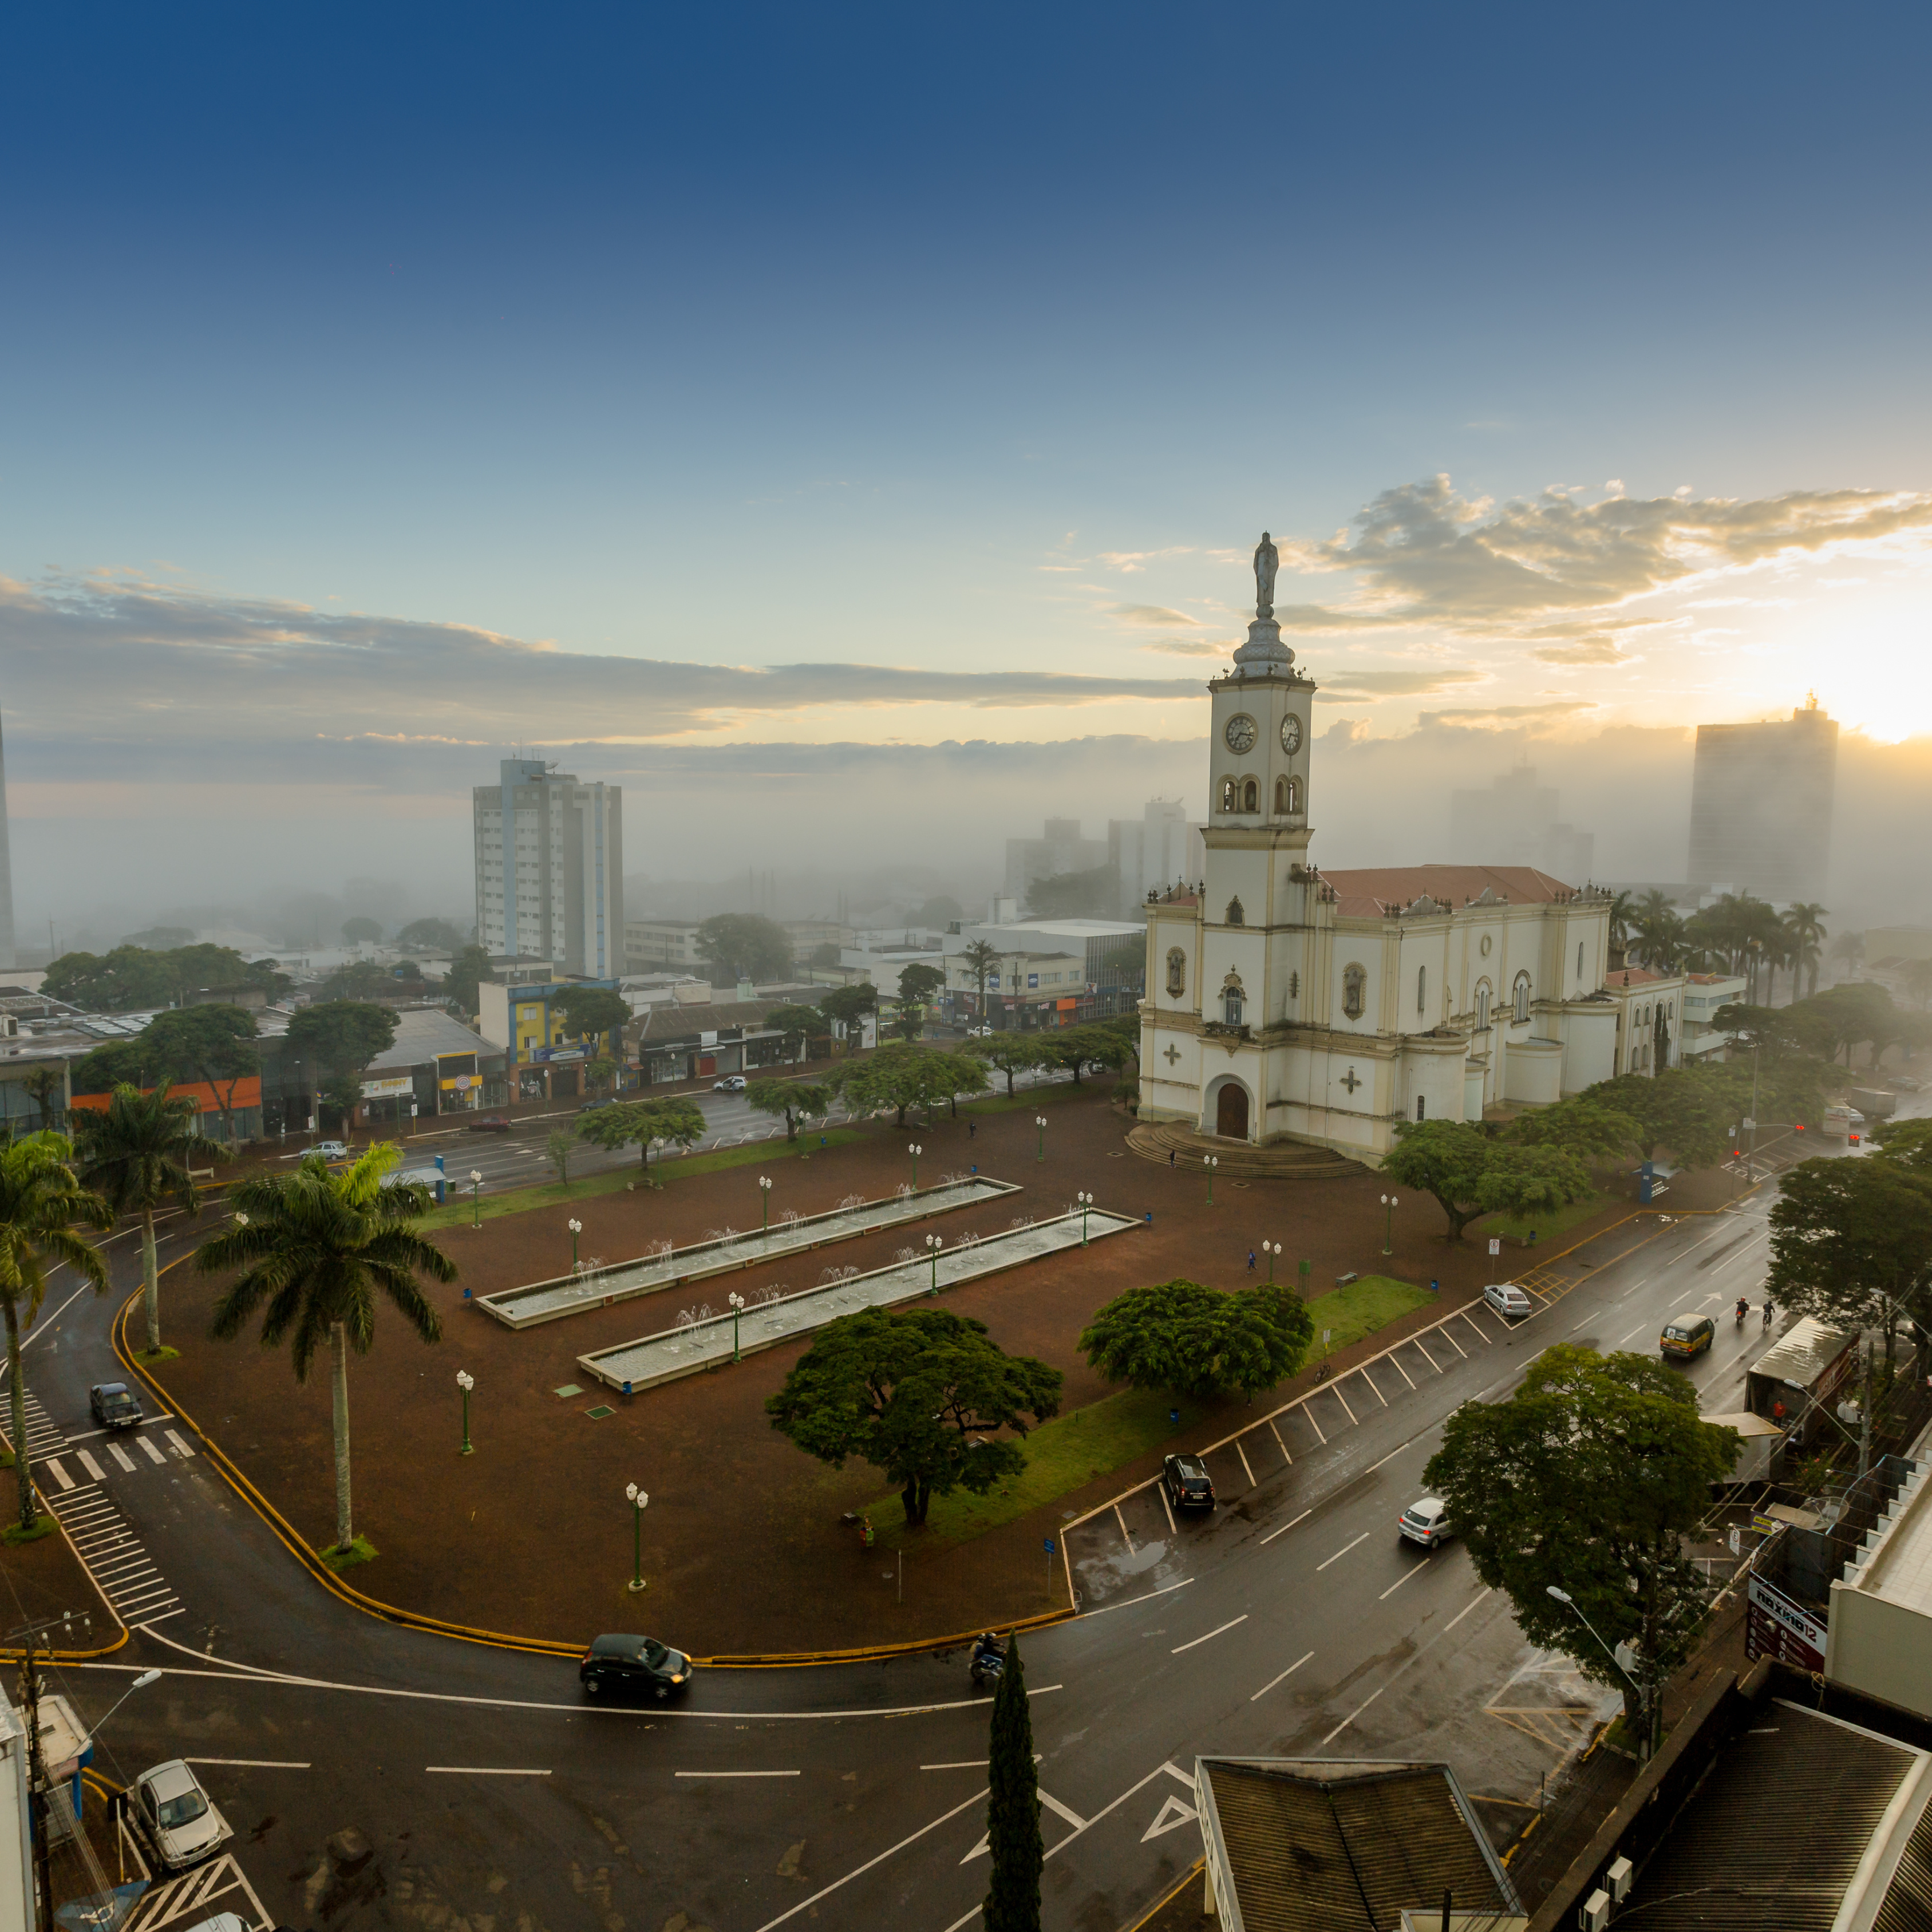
[1044,1538,1055,1554]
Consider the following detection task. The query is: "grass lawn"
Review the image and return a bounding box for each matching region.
[870,1274,1434,1554]
[957,1083,1096,1116]
[1476,1186,1611,1250]
[420,1128,866,1230]
[870,1386,1218,1552]
[1306,1274,1435,1359]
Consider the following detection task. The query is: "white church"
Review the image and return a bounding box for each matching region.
[1137,536,1622,1165]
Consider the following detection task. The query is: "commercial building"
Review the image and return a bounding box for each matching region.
[1678,970,1748,1061]
[633,1001,808,1086]
[1139,551,1617,1160]
[943,910,1147,1029]
[1003,816,1107,910]
[475,973,625,1101]
[1108,799,1204,915]
[1448,765,1595,886]
[1828,1439,1932,1721]
[1687,697,1838,904]
[624,920,706,973]
[473,759,623,978]
[255,1010,509,1131]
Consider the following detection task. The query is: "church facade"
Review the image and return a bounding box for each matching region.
[1136,540,1619,1165]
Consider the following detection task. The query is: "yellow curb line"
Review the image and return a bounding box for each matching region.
[115,1262,1074,1668]
[1120,1858,1207,1931]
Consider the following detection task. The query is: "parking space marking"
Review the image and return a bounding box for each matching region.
[1302,1404,1327,1444]
[1157,1485,1176,1535]
[1316,1531,1370,1572]
[1412,1337,1441,1372]
[1437,1325,1469,1359]
[1250,1650,1314,1702]
[1113,1504,1136,1555]
[1267,1419,1291,1464]
[185,1758,311,1769]
[1234,1439,1257,1486]
[1171,1614,1247,1656]
[1358,1368,1388,1409]
[1388,1353,1416,1391]
[429,1765,555,1776]
[1458,1311,1492,1342]
[1330,1381,1357,1426]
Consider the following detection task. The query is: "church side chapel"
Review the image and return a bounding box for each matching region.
[1138,534,1619,1164]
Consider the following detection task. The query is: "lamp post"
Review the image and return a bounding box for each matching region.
[1263,1239,1282,1282]
[924,1232,943,1293]
[626,1482,649,1593]
[1205,1153,1218,1204]
[728,1290,745,1361]
[758,1172,773,1234]
[568,1217,582,1267]
[1034,1115,1048,1162]
[457,1369,475,1455]
[1546,1585,1647,1753]
[469,1169,484,1228]
[92,1667,162,1737]
[1380,1192,1399,1257]
[1076,1190,1093,1247]
[908,1143,922,1190]
[234,1211,248,1232]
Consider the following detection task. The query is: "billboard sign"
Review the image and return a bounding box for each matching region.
[1745,1573,1827,1672]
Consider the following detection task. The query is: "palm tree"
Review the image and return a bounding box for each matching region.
[73,1082,227,1357]
[1785,902,1828,998]
[1904,958,1932,1011]
[1607,892,1635,962]
[199,1144,455,1555]
[0,1136,110,1533]
[1830,930,1865,985]
[961,939,999,1029]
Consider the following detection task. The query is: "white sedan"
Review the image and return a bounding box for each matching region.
[1482,1281,1533,1319]
[713,1076,747,1093]
[133,1759,232,1871]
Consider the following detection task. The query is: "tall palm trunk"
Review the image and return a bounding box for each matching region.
[330,1321,354,1551]
[141,1207,161,1353]
[6,1301,34,1532]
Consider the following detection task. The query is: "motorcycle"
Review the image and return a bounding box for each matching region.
[970,1633,1008,1692]
[1735,1301,1749,1329]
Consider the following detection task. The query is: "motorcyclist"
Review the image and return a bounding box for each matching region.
[970,1631,1007,1688]
[1735,1296,1749,1327]
[1763,1297,1775,1328]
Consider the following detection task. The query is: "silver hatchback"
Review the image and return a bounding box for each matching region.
[1398,1497,1453,1548]
[1482,1281,1532,1319]
[133,1759,232,1872]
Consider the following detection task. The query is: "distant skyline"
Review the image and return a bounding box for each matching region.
[3,3,1929,928]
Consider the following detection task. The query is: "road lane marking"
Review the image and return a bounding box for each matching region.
[429,1766,553,1776]
[1039,1789,1086,1828]
[1379,1562,1427,1600]
[1321,1684,1385,1746]
[1267,1419,1291,1464]
[187,1759,310,1768]
[1171,1614,1247,1654]
[1079,1578,1193,1618]
[18,1280,100,1347]
[674,1769,799,1779]
[1250,1651,1315,1701]
[1618,1324,1650,1344]
[42,1458,73,1491]
[164,1429,196,1459]
[1445,1587,1493,1632]
[1365,1438,1413,1474]
[1261,1507,1311,1546]
[1316,1531,1370,1571]
[922,1761,987,1771]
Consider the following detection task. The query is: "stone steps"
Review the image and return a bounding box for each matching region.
[1125,1120,1367,1179]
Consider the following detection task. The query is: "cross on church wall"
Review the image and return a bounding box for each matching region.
[1163,1043,1182,1066]
[1340,1066,1361,1094]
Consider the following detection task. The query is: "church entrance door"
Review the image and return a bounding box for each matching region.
[1215,1084,1249,1140]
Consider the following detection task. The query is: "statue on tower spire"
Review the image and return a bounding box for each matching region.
[1253,531,1279,619]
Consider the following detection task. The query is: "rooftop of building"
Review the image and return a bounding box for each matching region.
[1840,1449,1932,1617]
[365,1006,496,1073]
[1749,1317,1856,1392]
[1320,863,1589,918]
[1605,967,1683,989]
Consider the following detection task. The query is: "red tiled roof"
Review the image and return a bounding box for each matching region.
[1606,967,1675,989]
[1318,864,1578,919]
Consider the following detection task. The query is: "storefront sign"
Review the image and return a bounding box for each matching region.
[1745,1573,1827,1672]
[439,1073,475,1093]
[361,1075,415,1099]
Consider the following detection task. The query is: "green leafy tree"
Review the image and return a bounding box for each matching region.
[72,1039,152,1095]
[1382,1120,1591,1240]
[696,914,792,987]
[341,916,384,944]
[1048,1024,1132,1086]
[73,1083,227,1354]
[819,982,879,1052]
[1874,1117,1932,1171]
[1424,1344,1739,1739]
[316,960,398,1002]
[967,1033,1057,1096]
[576,1097,708,1171]
[141,1003,261,1142]
[286,1001,401,1131]
[761,1004,828,1062]
[1767,1156,1932,1368]
[397,916,469,953]
[766,1307,1061,1526]
[830,1042,972,1126]
[1503,1096,1640,1164]
[445,945,493,1017]
[0,1137,110,1533]
[961,939,1000,1023]
[584,1056,618,1093]
[1080,1279,1312,1401]
[44,945,181,1012]
[1791,981,1896,1065]
[746,1078,832,1142]
[1582,1070,1730,1168]
[201,1144,454,1554]
[551,986,631,1059]
[546,1129,575,1186]
[1785,902,1829,998]
[898,962,946,1008]
[984,1634,1043,1932]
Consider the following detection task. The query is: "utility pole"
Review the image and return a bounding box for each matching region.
[1859,1337,1874,1480]
[9,1611,82,1932]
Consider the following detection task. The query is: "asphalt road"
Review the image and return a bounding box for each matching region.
[9,1147,1840,1932]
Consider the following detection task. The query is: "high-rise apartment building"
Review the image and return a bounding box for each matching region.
[1688,698,1837,904]
[1449,767,1594,886]
[1109,799,1205,911]
[473,760,623,977]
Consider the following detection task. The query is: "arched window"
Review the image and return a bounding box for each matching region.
[1475,982,1491,1030]
[1288,970,1300,999]
[1577,939,1585,981]
[1417,965,1427,1015]
[1513,971,1531,1024]
[1220,777,1238,813]
[1225,896,1245,926]
[1165,948,1187,998]
[1343,963,1366,1020]
[1223,985,1244,1026]
[1275,775,1301,814]
[1241,777,1258,812]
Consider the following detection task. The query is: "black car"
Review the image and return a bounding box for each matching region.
[89,1382,143,1431]
[579,1633,695,1701]
[1161,1453,1215,1512]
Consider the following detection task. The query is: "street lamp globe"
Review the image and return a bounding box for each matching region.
[729,1291,744,1310]
[568,1218,582,1235]
[759,1175,773,1191]
[469,1170,483,1185]
[627,1483,647,1508]
[1546,1585,1573,1603]
[456,1370,474,1392]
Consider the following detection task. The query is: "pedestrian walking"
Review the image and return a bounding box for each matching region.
[969,1120,977,1139]
[1168,1148,1176,1167]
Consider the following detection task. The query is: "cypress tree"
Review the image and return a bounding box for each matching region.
[983,1634,1043,1932]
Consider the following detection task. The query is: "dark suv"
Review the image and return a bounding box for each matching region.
[89,1382,143,1431]
[579,1633,695,1701]
[1161,1453,1215,1513]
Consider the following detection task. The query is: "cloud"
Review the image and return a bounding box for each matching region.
[1319,668,1488,700]
[1531,639,1631,665]
[0,572,1200,750]
[1415,700,1597,728]
[1112,603,1203,627]
[1302,474,1932,642]
[1095,547,1193,573]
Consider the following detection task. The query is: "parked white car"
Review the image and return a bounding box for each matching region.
[1482,1281,1533,1319]
[311,1139,350,1161]
[133,1759,232,1871]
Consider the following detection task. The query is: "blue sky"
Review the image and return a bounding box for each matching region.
[4,4,1930,923]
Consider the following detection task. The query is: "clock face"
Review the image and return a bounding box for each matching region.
[1280,712,1304,754]
[1224,713,1258,754]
